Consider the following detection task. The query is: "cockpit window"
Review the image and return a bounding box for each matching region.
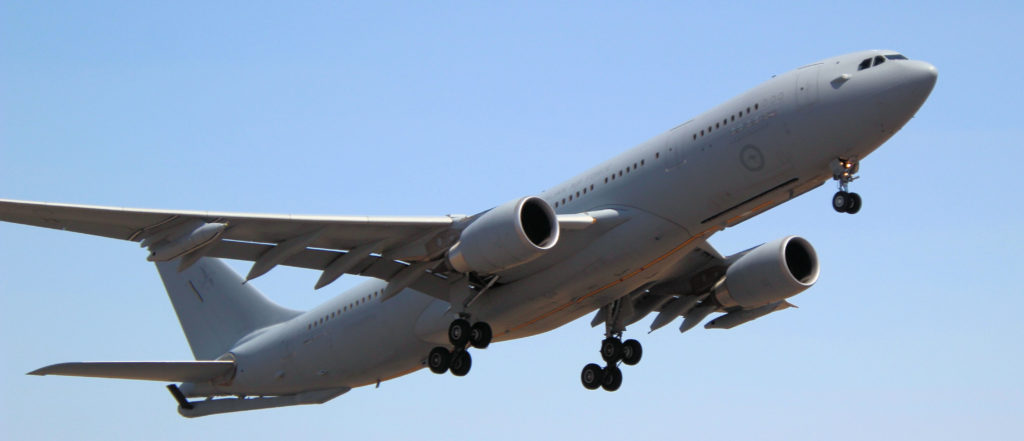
[860,54,903,71]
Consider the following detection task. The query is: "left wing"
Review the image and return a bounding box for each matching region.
[0,198,462,295]
[0,198,599,298]
[589,239,728,331]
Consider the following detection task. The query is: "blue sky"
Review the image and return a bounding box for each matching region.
[1,2,1021,440]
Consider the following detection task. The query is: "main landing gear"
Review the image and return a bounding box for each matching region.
[427,318,492,377]
[580,300,643,391]
[831,158,862,214]
[580,336,642,391]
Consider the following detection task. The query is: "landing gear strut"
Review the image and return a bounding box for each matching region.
[580,300,643,391]
[426,318,492,377]
[831,158,862,214]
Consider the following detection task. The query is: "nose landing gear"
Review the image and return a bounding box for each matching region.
[831,158,862,214]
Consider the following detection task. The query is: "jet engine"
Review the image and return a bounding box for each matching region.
[715,236,819,308]
[447,196,559,275]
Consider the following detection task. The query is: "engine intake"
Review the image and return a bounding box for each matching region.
[716,236,819,308]
[447,196,559,275]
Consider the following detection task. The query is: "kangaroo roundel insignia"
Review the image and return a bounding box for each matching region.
[740,145,764,171]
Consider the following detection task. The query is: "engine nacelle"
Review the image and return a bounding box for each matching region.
[715,236,819,308]
[447,196,559,275]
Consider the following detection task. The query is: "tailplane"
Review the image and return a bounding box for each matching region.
[156,258,301,360]
[29,361,235,383]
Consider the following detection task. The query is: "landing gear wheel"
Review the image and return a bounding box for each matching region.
[469,322,492,349]
[601,365,623,392]
[832,191,849,213]
[830,157,861,213]
[846,192,862,214]
[449,349,472,377]
[621,339,643,366]
[600,337,623,363]
[448,319,471,348]
[427,347,451,374]
[581,363,604,390]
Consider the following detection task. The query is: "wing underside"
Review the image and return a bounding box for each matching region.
[0,198,601,300]
[0,198,462,296]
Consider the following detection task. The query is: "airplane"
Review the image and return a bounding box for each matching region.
[0,50,936,417]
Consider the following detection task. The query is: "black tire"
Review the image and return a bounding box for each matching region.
[427,347,451,374]
[621,339,643,366]
[600,337,623,363]
[846,192,862,214]
[449,349,472,377]
[581,363,604,390]
[832,191,849,213]
[448,319,471,348]
[601,365,623,392]
[469,322,493,349]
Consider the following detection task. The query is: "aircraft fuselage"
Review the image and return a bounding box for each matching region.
[181,50,937,398]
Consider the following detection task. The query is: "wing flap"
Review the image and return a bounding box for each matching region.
[204,240,453,299]
[28,361,236,383]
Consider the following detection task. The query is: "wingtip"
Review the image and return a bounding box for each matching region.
[27,363,60,376]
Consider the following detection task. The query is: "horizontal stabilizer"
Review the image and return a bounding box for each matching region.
[28,361,235,383]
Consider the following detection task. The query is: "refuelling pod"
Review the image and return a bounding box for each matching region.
[146,222,226,262]
[447,196,559,275]
[715,236,819,308]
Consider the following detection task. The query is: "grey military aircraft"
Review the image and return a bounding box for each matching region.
[0,50,936,417]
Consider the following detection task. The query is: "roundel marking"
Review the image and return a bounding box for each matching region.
[739,145,765,171]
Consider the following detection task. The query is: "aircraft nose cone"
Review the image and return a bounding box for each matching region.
[905,60,938,97]
[872,60,937,134]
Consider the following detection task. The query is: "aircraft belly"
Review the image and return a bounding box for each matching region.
[314,293,436,388]
[471,209,694,339]
[212,292,438,395]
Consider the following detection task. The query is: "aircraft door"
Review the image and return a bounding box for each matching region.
[795,64,821,108]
